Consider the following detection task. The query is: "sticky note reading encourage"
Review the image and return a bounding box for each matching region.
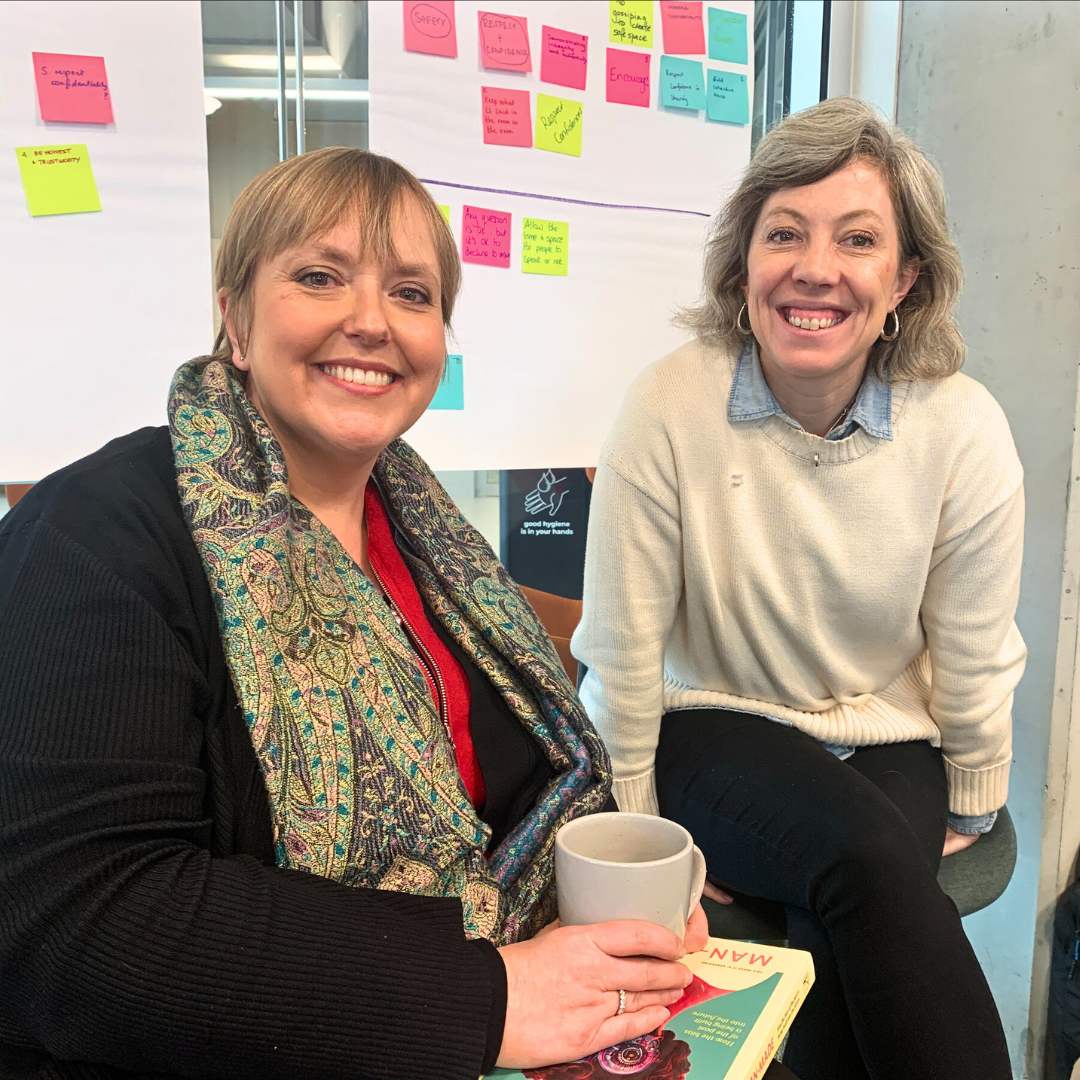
[462,205,511,267]
[535,93,584,156]
[404,0,458,57]
[660,55,705,110]
[706,69,749,124]
[660,1,706,54]
[32,52,113,124]
[708,7,748,64]
[478,11,532,72]
[606,48,651,107]
[609,1,654,48]
[522,218,569,276]
[16,144,101,216]
[540,25,588,90]
[429,354,464,410]
[482,86,532,146]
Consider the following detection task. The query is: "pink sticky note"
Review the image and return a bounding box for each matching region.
[481,86,532,147]
[32,52,113,124]
[462,205,511,268]
[540,25,589,91]
[478,11,532,72]
[404,1,458,57]
[606,48,651,107]
[660,1,706,54]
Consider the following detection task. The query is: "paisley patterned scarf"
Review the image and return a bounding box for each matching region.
[168,359,611,944]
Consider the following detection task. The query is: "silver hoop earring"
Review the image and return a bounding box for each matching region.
[735,302,753,335]
[879,309,900,342]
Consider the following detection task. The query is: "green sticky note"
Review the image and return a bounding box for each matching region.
[706,69,749,124]
[660,55,706,110]
[15,144,101,216]
[522,217,569,276]
[609,0,654,48]
[535,93,584,157]
[708,7,748,64]
[429,354,464,410]
[438,203,452,228]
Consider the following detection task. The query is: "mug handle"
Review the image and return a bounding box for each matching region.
[687,844,707,919]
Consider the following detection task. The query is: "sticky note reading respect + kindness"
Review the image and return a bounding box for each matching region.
[16,144,101,216]
[478,10,532,72]
[403,0,458,57]
[660,55,705,110]
[535,93,584,156]
[32,52,113,124]
[522,218,569,276]
[609,1,654,48]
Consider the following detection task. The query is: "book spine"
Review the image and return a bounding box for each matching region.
[747,970,815,1080]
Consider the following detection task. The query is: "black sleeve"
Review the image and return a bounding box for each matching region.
[0,517,504,1080]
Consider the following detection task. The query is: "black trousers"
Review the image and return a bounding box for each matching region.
[655,709,1011,1080]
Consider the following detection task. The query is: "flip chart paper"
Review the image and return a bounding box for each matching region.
[707,7,748,64]
[706,68,749,124]
[609,1,653,48]
[429,354,464,409]
[535,92,584,156]
[606,48,651,107]
[462,205,511,267]
[16,144,101,216]
[32,52,113,124]
[482,86,532,146]
[478,10,532,72]
[660,55,705,109]
[522,217,569,275]
[540,25,588,90]
[403,1,458,57]
[660,2,705,54]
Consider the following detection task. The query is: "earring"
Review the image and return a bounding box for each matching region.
[735,302,753,335]
[879,309,900,342]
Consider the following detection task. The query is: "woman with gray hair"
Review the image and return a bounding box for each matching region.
[573,97,1022,1079]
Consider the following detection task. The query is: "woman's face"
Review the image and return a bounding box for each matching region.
[743,159,917,387]
[224,196,446,476]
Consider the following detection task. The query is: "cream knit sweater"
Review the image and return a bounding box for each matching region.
[572,339,1026,818]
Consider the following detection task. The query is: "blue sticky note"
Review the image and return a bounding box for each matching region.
[429,354,464,410]
[706,69,749,124]
[707,7,748,64]
[660,55,706,110]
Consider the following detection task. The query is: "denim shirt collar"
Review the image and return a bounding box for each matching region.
[727,340,893,441]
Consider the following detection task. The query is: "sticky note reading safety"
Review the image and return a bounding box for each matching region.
[606,47,651,107]
[438,203,452,227]
[482,86,532,146]
[706,69,749,124]
[522,218,569,276]
[32,52,113,124]
[429,354,464,410]
[478,10,532,72]
[660,1,705,54]
[16,144,101,216]
[660,55,705,109]
[540,25,588,90]
[462,205,511,267]
[403,0,458,57]
[609,1,654,48]
[535,93,584,156]
[707,7,748,64]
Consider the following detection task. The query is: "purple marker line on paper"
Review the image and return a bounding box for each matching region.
[419,178,710,218]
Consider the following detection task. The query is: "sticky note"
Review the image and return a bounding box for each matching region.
[522,218,569,276]
[404,0,458,58]
[540,25,588,91]
[478,11,532,72]
[429,355,464,410]
[482,86,532,147]
[15,144,101,216]
[438,203,452,227]
[32,52,113,124]
[660,1,706,54]
[609,1,654,48]
[708,7,748,64]
[606,48,651,107]
[660,55,705,109]
[706,69,749,124]
[462,205,511,267]
[535,93,584,156]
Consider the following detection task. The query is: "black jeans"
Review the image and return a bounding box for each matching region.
[656,709,1011,1080]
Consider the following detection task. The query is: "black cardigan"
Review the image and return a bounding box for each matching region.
[0,427,558,1080]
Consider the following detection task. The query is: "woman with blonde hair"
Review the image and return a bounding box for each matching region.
[573,98,1022,1079]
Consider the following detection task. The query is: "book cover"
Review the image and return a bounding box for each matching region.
[486,936,814,1079]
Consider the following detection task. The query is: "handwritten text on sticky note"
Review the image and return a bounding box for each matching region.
[482,86,532,146]
[478,10,532,72]
[32,52,113,124]
[660,55,705,110]
[607,48,651,107]
[660,2,705,54]
[706,69,749,124]
[535,93,584,156]
[462,205,511,267]
[429,354,465,410]
[708,7,748,64]
[15,144,101,217]
[540,25,588,90]
[404,1,458,57]
[609,1,654,48]
[522,218,569,276]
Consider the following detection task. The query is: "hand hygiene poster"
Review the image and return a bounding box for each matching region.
[372,0,753,469]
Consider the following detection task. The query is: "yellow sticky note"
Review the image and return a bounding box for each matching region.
[16,144,100,216]
[522,218,569,276]
[535,93,584,157]
[610,0,654,48]
[438,203,452,227]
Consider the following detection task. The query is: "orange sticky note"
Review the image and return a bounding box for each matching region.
[404,1,458,57]
[32,52,113,124]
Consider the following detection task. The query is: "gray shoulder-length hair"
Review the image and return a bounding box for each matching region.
[679,97,964,381]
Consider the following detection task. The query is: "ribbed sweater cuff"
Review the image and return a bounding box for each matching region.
[472,938,507,1073]
[943,755,1011,816]
[611,771,660,815]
